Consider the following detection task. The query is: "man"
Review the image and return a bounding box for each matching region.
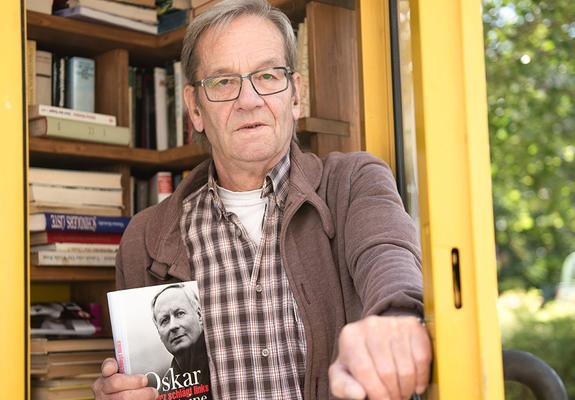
[93,1,431,399]
[151,284,211,395]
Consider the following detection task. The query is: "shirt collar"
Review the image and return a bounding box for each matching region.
[206,150,291,218]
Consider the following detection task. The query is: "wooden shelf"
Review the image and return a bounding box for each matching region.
[29,117,348,171]
[30,265,115,282]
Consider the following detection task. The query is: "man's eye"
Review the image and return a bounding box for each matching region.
[216,78,231,87]
[160,318,168,326]
[176,310,186,318]
[259,73,278,81]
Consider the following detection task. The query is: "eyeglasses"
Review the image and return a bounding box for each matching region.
[192,66,293,102]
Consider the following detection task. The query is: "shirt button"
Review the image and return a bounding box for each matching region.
[261,348,270,357]
[255,284,263,293]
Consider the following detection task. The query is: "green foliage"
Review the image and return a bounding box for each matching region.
[483,0,575,291]
[499,290,575,398]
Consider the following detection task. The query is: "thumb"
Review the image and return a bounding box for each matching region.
[329,361,366,399]
[101,358,119,377]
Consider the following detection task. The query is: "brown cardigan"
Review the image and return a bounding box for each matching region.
[115,142,423,400]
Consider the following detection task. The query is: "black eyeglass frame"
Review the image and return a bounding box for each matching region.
[191,66,294,102]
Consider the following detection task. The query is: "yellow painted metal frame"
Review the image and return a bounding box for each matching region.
[409,0,504,398]
[0,0,28,398]
[358,0,395,171]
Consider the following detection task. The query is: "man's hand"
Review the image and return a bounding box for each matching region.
[329,315,431,400]
[92,358,158,400]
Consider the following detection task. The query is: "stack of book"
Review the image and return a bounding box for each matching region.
[30,167,129,267]
[31,337,114,399]
[52,0,190,35]
[133,171,178,214]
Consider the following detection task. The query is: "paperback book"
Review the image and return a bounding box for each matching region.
[108,281,211,399]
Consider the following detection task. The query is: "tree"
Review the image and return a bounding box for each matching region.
[483,0,575,292]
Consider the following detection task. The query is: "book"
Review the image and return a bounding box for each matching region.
[31,338,114,354]
[30,185,123,208]
[36,50,53,106]
[157,8,188,34]
[31,251,117,267]
[30,204,124,217]
[66,57,95,112]
[30,212,130,233]
[107,281,212,398]
[149,172,173,205]
[154,67,169,150]
[30,167,122,190]
[66,0,158,24]
[55,6,158,34]
[27,0,54,14]
[29,104,117,126]
[166,63,176,148]
[31,385,95,400]
[27,40,37,105]
[29,116,131,146]
[173,61,184,147]
[30,231,122,246]
[31,243,119,253]
[114,0,155,8]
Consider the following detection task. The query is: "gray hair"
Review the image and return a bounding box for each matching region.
[181,0,297,146]
[151,283,200,324]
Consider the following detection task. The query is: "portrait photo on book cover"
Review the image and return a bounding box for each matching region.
[108,281,211,399]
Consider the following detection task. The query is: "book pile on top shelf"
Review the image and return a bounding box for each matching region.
[26,40,131,146]
[30,167,129,268]
[48,0,190,35]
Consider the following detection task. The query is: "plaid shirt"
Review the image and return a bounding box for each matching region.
[180,152,307,400]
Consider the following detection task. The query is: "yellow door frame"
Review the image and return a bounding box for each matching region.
[0,0,28,398]
[360,0,504,398]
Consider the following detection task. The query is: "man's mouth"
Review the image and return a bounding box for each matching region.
[237,122,266,131]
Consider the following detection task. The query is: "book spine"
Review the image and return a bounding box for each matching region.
[149,172,173,205]
[166,63,177,149]
[59,57,66,108]
[34,251,117,266]
[66,57,96,113]
[31,117,131,146]
[42,232,122,245]
[174,61,184,147]
[42,213,130,233]
[29,104,117,126]
[107,292,131,374]
[30,185,123,208]
[26,40,37,106]
[36,50,53,106]
[154,67,169,150]
[31,243,120,252]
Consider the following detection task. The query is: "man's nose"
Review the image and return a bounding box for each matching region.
[235,77,264,109]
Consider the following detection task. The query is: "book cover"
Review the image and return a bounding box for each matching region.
[29,104,117,126]
[55,6,158,35]
[107,282,212,399]
[66,56,95,112]
[66,0,158,24]
[30,231,123,246]
[29,116,131,146]
[30,212,130,233]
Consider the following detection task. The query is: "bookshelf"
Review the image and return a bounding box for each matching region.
[26,0,361,372]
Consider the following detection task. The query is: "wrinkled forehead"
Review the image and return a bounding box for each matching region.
[196,14,286,74]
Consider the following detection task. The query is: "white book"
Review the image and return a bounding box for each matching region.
[67,0,158,24]
[107,281,211,396]
[55,6,158,35]
[32,251,117,266]
[173,61,184,147]
[149,172,173,205]
[27,0,53,14]
[29,168,122,189]
[31,243,119,253]
[154,67,169,151]
[30,184,123,208]
[29,104,116,126]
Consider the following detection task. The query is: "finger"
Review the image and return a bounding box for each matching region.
[101,373,149,394]
[390,331,416,399]
[329,361,367,400]
[344,344,390,400]
[410,323,432,394]
[101,358,119,377]
[365,330,401,400]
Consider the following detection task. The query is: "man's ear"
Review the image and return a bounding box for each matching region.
[184,84,204,133]
[290,72,302,121]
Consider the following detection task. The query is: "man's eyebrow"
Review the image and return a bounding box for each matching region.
[205,58,285,77]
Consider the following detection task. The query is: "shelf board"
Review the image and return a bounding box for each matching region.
[30,265,115,282]
[29,117,347,170]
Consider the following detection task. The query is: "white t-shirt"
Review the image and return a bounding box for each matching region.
[217,185,267,245]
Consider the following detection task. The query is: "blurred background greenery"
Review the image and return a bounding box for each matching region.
[483,0,575,397]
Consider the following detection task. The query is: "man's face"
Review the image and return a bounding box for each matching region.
[185,14,301,171]
[153,288,202,356]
